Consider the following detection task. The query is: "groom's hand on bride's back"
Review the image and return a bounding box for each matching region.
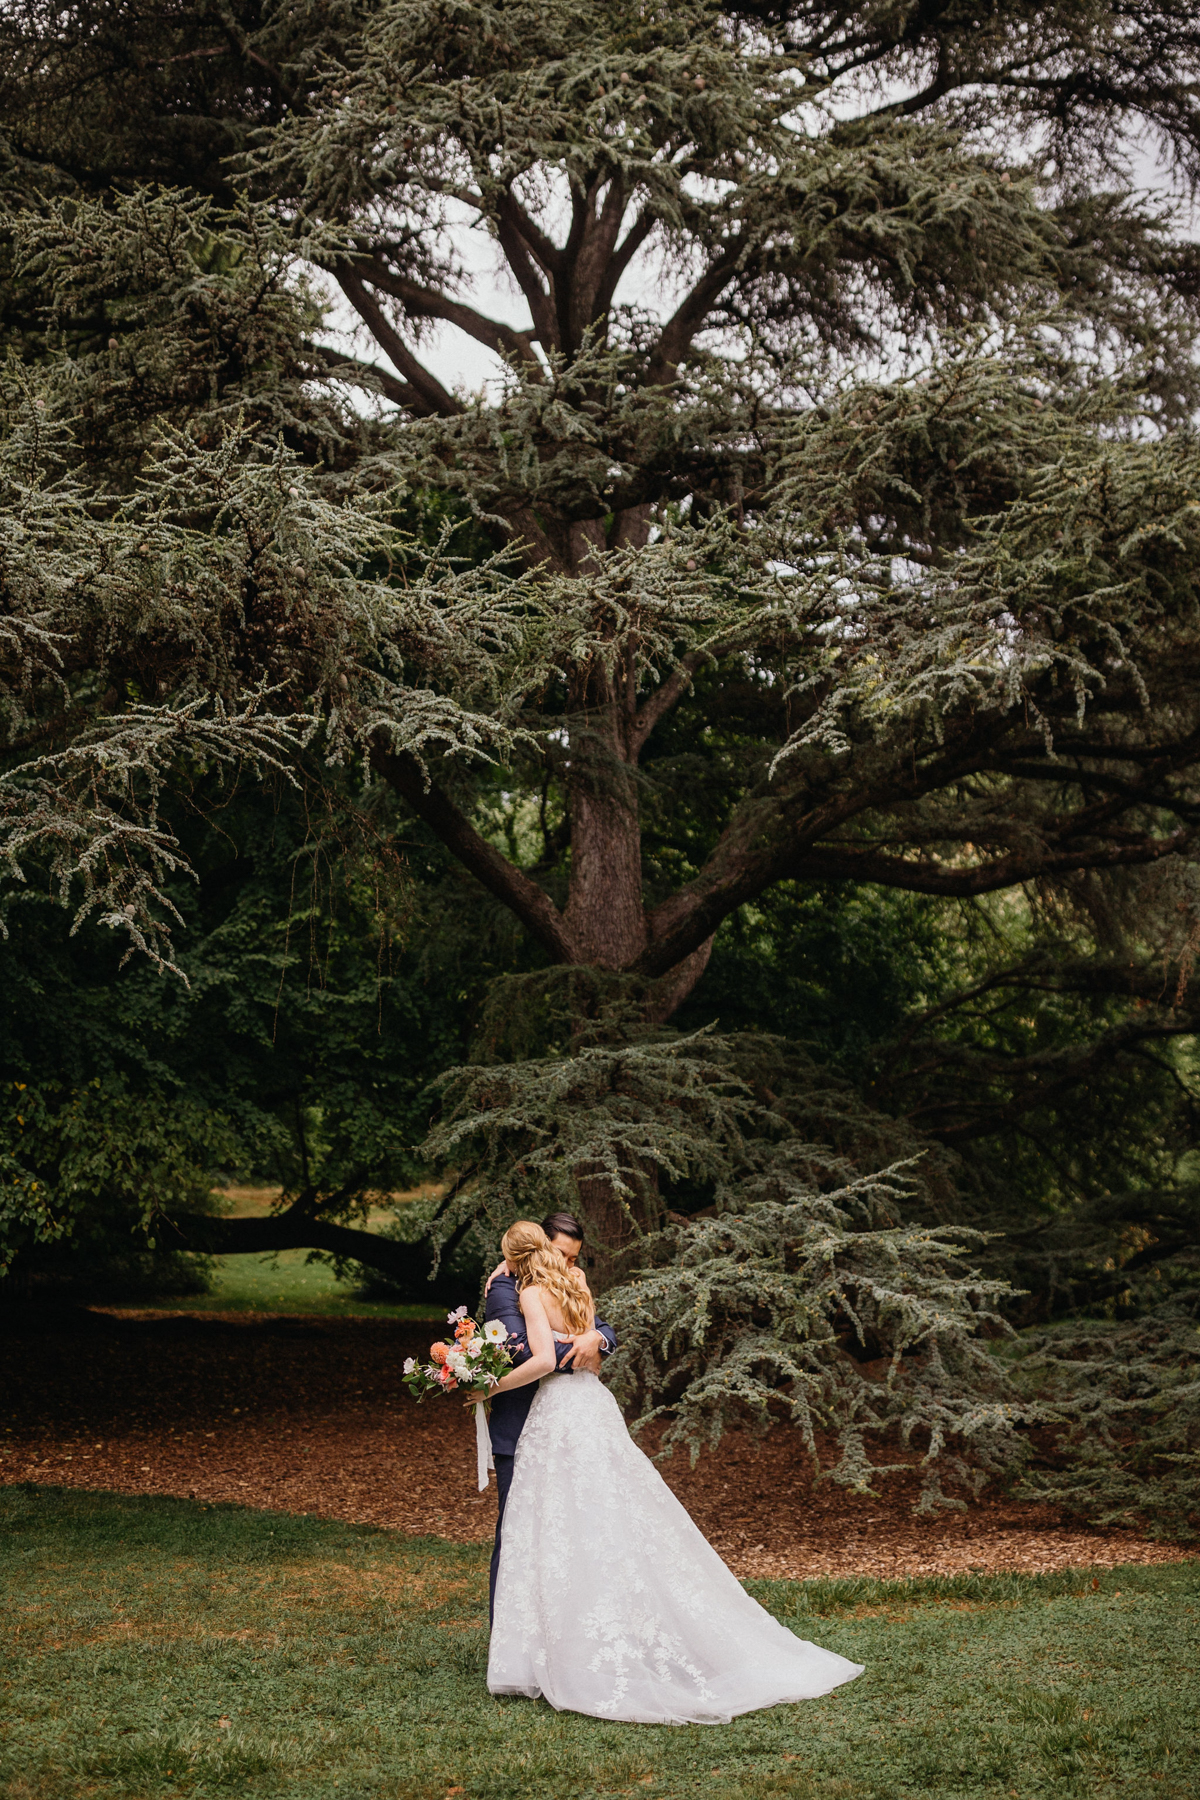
[557,1328,606,1375]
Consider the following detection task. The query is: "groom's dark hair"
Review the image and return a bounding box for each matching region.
[541,1210,585,1244]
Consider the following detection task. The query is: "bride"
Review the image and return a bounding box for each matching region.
[483,1220,864,1725]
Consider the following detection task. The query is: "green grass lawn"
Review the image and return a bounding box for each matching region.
[2,1489,1195,1800]
[108,1188,447,1321]
[123,1246,444,1323]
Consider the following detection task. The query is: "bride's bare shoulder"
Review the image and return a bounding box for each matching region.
[520,1281,568,1333]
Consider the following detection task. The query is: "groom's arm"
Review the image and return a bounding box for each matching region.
[483,1273,529,1362]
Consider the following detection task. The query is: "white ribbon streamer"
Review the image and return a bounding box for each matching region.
[474,1400,494,1492]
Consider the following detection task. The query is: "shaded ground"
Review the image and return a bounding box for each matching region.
[0,1306,1191,1582]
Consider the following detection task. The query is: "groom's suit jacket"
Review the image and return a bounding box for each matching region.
[484,1272,617,1458]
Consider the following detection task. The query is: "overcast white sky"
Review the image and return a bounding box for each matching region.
[317,116,1197,407]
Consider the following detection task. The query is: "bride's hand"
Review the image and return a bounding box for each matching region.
[483,1258,509,1295]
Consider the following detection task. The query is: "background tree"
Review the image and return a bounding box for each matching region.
[6,4,1200,1031]
[0,764,500,1297]
[0,183,531,1276]
[2,0,1199,1522]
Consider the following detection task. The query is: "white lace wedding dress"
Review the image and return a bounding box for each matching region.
[487,1369,864,1724]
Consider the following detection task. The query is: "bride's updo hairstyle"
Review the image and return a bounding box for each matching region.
[501,1220,593,1334]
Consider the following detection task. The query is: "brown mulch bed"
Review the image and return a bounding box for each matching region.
[1,1305,1191,1582]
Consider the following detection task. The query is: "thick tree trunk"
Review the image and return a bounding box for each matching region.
[559,693,711,1011]
[576,1174,656,1286]
[562,750,647,966]
[559,527,650,968]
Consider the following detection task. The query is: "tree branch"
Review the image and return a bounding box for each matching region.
[494,189,565,280]
[992,758,1200,825]
[638,798,1191,982]
[628,651,710,755]
[346,258,544,372]
[646,257,740,384]
[163,1206,441,1284]
[494,194,561,348]
[335,269,464,417]
[302,340,422,409]
[889,956,1192,1053]
[592,208,657,324]
[369,738,578,962]
[890,1015,1199,1144]
[212,2,293,103]
[572,176,630,335]
[792,832,1190,897]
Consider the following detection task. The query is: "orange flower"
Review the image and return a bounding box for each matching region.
[429,1341,450,1365]
[439,1366,458,1389]
[454,1318,477,1340]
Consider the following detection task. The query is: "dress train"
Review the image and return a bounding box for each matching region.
[487,1370,864,1724]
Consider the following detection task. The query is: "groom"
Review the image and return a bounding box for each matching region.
[482,1209,617,1621]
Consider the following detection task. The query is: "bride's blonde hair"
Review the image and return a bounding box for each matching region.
[502,1219,593,1334]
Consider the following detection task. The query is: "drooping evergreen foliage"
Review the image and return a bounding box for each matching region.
[426,992,1023,1507]
[0,766,501,1295]
[1,0,1199,1522]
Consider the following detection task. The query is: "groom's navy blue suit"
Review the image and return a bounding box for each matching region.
[483,1273,617,1621]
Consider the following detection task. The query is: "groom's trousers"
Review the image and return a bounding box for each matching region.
[488,1452,516,1625]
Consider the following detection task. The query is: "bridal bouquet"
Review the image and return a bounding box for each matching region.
[403,1307,513,1492]
[402,1306,513,1399]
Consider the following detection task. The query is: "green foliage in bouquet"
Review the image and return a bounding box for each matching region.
[402,1309,515,1400]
